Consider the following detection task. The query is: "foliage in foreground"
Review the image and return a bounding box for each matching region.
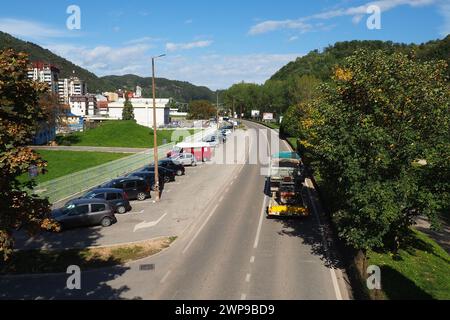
[0,49,59,260]
[302,50,449,251]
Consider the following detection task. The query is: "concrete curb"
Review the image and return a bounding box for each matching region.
[1,236,175,279]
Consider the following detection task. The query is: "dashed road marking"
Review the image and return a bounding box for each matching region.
[182,204,219,254]
[245,273,251,283]
[254,196,268,249]
[160,270,171,284]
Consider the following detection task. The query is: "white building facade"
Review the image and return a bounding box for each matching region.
[108,98,171,128]
[58,78,87,104]
[27,62,60,94]
[70,95,97,117]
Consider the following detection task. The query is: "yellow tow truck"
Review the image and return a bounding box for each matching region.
[266,152,309,218]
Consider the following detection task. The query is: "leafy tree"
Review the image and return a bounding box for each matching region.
[122,97,135,121]
[305,50,449,251]
[0,49,59,260]
[286,74,321,105]
[188,100,217,120]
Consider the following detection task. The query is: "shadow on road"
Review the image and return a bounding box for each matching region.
[268,180,345,270]
[0,222,136,299]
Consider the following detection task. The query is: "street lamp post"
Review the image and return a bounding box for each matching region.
[216,92,220,131]
[152,54,166,201]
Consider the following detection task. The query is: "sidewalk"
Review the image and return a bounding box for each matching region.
[415,217,450,254]
[31,146,148,154]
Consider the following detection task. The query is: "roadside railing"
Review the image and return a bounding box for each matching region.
[33,128,216,203]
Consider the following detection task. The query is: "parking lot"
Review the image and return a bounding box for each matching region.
[14,126,249,251]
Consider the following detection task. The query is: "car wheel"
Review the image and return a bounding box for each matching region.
[101,217,113,227]
[193,161,197,167]
[164,176,171,183]
[117,206,127,214]
[151,184,157,191]
[137,192,146,201]
[176,169,183,176]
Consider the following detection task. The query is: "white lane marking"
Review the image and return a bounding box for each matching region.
[133,212,168,232]
[219,195,224,203]
[230,180,234,186]
[160,270,171,284]
[245,273,251,283]
[305,179,343,301]
[225,187,230,193]
[275,127,344,301]
[250,256,255,263]
[241,293,247,300]
[253,196,268,249]
[182,204,219,254]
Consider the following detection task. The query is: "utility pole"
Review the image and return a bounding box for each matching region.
[216,92,220,130]
[151,54,166,201]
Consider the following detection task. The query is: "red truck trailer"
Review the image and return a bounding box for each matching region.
[167,142,212,162]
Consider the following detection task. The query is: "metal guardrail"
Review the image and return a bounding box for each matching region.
[33,128,216,203]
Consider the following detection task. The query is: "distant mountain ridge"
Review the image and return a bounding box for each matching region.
[0,31,215,102]
[271,36,450,81]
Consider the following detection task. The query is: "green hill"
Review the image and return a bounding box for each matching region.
[100,74,215,102]
[271,36,450,81]
[0,31,215,101]
[56,120,194,148]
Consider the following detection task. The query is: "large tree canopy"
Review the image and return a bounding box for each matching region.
[0,49,59,260]
[304,50,449,251]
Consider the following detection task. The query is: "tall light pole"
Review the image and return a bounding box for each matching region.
[152,54,166,201]
[216,91,220,131]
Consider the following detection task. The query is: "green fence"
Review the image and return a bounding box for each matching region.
[33,128,215,203]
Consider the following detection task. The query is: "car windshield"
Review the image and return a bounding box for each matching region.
[84,192,96,199]
[59,203,76,216]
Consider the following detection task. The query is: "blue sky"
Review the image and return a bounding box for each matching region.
[0,0,448,89]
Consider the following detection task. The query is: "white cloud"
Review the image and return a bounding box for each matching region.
[43,42,300,90]
[165,40,213,52]
[45,43,153,75]
[288,36,299,42]
[158,53,302,89]
[249,20,312,35]
[249,0,437,35]
[0,18,70,39]
[125,37,160,45]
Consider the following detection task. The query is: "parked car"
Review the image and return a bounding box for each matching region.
[99,177,151,201]
[51,199,116,229]
[158,159,186,176]
[127,171,165,189]
[221,129,232,136]
[81,188,132,214]
[204,135,219,147]
[138,166,177,183]
[171,153,197,166]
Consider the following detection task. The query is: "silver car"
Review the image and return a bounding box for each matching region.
[171,153,197,166]
[51,199,116,229]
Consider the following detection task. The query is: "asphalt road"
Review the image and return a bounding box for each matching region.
[0,121,350,300]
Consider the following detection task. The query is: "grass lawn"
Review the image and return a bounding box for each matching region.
[286,137,298,150]
[254,120,280,130]
[367,229,450,300]
[25,150,129,184]
[56,120,195,148]
[1,237,176,274]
